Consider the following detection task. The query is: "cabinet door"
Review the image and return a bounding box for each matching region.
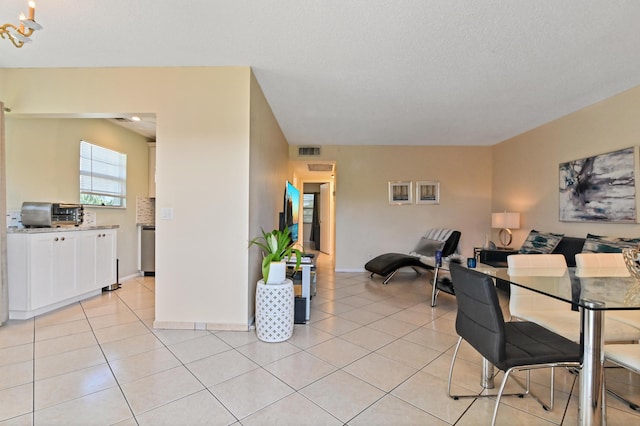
[77,230,98,292]
[29,233,78,309]
[54,232,79,300]
[96,229,117,287]
[29,234,56,310]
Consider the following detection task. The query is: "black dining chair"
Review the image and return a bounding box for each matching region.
[447,264,582,425]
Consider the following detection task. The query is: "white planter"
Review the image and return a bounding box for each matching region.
[255,279,294,342]
[267,261,287,284]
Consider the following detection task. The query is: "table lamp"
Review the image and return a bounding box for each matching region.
[491,212,520,247]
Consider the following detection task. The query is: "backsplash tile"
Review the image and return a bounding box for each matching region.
[136,197,156,224]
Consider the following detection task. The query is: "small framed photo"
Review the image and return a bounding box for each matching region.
[416,181,440,204]
[388,181,413,205]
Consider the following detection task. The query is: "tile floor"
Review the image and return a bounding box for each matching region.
[1,253,640,425]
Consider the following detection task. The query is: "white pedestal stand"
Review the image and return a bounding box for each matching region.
[255,278,294,342]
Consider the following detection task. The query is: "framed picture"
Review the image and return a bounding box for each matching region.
[388,181,412,204]
[416,181,440,204]
[559,147,636,222]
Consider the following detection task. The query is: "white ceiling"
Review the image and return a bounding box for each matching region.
[2,0,640,147]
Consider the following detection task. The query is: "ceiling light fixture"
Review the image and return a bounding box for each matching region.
[1,1,42,48]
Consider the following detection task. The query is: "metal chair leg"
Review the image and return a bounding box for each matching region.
[606,388,640,411]
[383,269,398,285]
[431,267,440,306]
[448,337,525,401]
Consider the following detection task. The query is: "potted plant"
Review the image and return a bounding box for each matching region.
[249,227,303,283]
[249,227,303,342]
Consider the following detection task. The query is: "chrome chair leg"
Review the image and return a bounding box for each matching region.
[448,337,525,401]
[606,388,640,411]
[382,269,398,285]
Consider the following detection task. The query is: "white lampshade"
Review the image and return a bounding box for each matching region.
[491,212,520,230]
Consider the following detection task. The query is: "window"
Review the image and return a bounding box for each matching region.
[80,140,127,207]
[303,193,314,223]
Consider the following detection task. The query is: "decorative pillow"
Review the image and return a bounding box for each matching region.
[519,230,564,254]
[411,238,445,257]
[581,234,640,253]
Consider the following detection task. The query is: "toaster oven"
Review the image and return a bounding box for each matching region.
[21,202,84,228]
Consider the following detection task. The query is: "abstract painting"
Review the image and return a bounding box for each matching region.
[559,147,636,222]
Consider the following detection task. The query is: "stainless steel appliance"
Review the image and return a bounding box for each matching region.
[141,226,156,274]
[21,202,84,227]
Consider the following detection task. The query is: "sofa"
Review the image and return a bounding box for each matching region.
[480,236,586,267]
[481,230,640,344]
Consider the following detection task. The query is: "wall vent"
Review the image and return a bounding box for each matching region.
[298,146,321,156]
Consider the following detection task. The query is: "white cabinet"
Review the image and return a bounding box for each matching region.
[7,227,118,319]
[96,229,117,288]
[148,142,156,197]
[77,228,117,292]
[28,232,79,310]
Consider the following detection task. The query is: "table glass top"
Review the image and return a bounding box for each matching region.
[491,266,640,310]
[420,256,640,310]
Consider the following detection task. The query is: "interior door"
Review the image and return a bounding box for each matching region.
[319,183,331,254]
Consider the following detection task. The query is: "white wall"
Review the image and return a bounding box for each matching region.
[247,71,290,322]
[1,67,256,330]
[293,145,493,271]
[4,117,148,277]
[493,85,640,246]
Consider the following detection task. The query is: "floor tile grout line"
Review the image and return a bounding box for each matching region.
[6,271,640,423]
[111,278,245,424]
[77,298,139,425]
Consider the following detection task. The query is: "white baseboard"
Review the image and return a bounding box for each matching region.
[334,268,366,273]
[153,320,251,331]
[120,273,141,283]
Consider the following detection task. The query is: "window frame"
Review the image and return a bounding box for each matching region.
[79,140,127,208]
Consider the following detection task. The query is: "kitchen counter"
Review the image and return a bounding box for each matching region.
[7,225,119,234]
[7,227,119,319]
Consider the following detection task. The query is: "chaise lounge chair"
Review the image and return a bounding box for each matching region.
[365,228,461,284]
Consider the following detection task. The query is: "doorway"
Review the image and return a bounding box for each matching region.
[302,181,332,255]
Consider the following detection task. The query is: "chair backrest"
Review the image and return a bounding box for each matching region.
[506,254,568,316]
[507,253,567,276]
[415,228,461,258]
[450,264,505,366]
[442,231,461,257]
[575,253,630,277]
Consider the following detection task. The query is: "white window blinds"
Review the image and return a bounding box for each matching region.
[80,140,127,207]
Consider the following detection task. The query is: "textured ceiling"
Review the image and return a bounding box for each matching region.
[2,0,640,146]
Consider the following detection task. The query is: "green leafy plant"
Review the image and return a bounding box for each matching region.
[249,227,303,282]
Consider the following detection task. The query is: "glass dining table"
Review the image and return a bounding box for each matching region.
[484,265,640,425]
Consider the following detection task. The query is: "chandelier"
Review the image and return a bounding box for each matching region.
[1,1,42,48]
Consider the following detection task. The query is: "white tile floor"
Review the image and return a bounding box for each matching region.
[1,253,640,425]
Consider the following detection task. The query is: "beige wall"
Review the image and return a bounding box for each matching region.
[1,67,259,330]
[304,145,493,270]
[248,71,290,322]
[4,117,149,276]
[493,85,640,247]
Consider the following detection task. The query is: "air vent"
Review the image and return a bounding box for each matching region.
[307,163,334,172]
[298,146,321,156]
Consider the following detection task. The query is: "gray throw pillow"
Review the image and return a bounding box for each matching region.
[411,238,445,257]
[582,234,640,253]
[519,230,564,254]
